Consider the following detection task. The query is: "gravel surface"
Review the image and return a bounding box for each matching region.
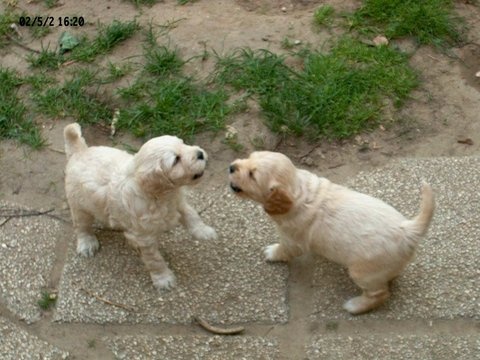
[107,335,278,360]
[0,317,68,359]
[0,201,62,323]
[54,186,289,324]
[307,334,480,359]
[2,157,479,359]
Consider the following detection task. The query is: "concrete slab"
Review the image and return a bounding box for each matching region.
[54,186,288,324]
[306,334,480,360]
[106,335,278,359]
[0,317,68,359]
[0,201,61,323]
[312,157,480,320]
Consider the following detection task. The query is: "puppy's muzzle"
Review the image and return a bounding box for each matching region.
[230,183,242,193]
[193,171,204,180]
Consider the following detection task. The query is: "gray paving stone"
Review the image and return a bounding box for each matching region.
[0,317,68,360]
[306,334,480,360]
[0,201,61,323]
[107,335,278,360]
[54,186,288,324]
[312,157,480,320]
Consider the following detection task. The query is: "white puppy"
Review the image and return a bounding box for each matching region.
[64,123,217,290]
[228,151,434,314]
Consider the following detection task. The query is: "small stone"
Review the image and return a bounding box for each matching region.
[225,125,238,140]
[301,156,314,167]
[294,40,301,45]
[281,6,287,12]
[373,35,389,46]
[475,71,480,78]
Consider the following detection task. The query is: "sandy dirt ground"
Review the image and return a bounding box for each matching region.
[0,0,479,358]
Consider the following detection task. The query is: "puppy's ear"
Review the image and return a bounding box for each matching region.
[136,168,169,196]
[264,186,293,215]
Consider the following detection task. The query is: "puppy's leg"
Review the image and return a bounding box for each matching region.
[265,236,302,262]
[124,233,175,290]
[179,202,217,241]
[71,208,99,257]
[343,266,391,315]
[139,245,176,290]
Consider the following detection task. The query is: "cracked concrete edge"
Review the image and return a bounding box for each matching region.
[0,317,69,360]
[105,334,279,360]
[306,334,480,360]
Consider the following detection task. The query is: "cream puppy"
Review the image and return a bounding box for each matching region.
[64,123,217,290]
[228,151,434,314]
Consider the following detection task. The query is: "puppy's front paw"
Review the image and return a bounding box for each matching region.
[76,235,99,257]
[151,271,176,290]
[264,243,289,262]
[343,291,390,315]
[192,225,217,241]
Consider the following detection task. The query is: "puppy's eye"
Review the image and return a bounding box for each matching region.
[173,155,181,165]
[249,170,255,179]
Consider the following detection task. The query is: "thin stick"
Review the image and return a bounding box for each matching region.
[0,208,55,218]
[45,213,71,224]
[0,218,12,227]
[81,288,135,312]
[299,145,318,159]
[0,208,69,227]
[327,163,345,169]
[159,18,187,30]
[48,147,66,154]
[6,34,41,53]
[194,316,245,335]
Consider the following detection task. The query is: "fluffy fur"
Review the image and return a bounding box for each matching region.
[64,123,217,290]
[228,151,434,314]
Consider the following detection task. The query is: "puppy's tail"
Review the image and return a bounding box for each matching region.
[64,123,88,159]
[402,182,435,244]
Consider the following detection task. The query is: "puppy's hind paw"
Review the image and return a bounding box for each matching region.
[76,235,99,257]
[264,243,289,262]
[151,271,176,290]
[192,225,217,241]
[343,291,389,315]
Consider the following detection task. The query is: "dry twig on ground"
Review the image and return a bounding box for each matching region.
[194,316,245,335]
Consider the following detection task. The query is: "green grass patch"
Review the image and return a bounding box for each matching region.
[24,72,56,91]
[314,5,335,27]
[37,290,56,310]
[30,23,51,38]
[70,20,139,62]
[106,61,132,81]
[117,40,230,139]
[215,48,292,96]
[44,0,60,8]
[0,9,19,47]
[216,38,418,139]
[130,0,158,5]
[26,19,140,69]
[33,68,113,124]
[144,45,184,77]
[281,37,295,50]
[349,0,463,46]
[27,47,63,70]
[0,68,45,148]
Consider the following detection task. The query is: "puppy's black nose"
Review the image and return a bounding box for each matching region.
[197,150,205,160]
[229,164,237,174]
